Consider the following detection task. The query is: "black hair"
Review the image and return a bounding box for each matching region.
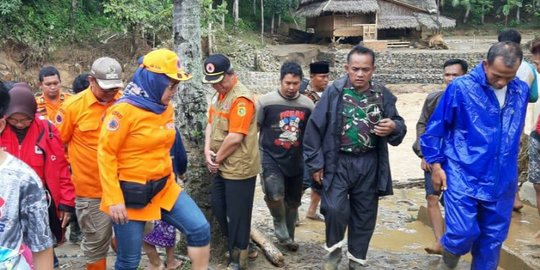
[280,61,303,81]
[498,28,522,44]
[443,59,469,74]
[38,66,61,82]
[347,45,376,65]
[1,81,17,91]
[0,82,9,118]
[487,41,523,67]
[531,38,540,55]
[72,73,90,94]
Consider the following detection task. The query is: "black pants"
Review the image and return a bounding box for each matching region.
[321,151,379,260]
[211,175,256,253]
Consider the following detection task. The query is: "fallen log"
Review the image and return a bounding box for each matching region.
[250,228,285,267]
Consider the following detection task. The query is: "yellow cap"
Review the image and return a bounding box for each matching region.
[141,49,192,81]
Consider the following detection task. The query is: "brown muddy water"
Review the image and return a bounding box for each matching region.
[55,186,538,269]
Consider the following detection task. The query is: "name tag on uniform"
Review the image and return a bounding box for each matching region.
[35,146,43,154]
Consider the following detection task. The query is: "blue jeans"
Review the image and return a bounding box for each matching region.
[113,191,210,270]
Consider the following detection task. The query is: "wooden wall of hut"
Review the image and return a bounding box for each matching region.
[307,14,376,38]
[307,16,334,38]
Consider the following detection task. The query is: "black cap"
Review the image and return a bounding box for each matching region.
[310,61,330,74]
[203,54,232,84]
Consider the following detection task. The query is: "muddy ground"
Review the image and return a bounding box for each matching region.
[55,84,540,269]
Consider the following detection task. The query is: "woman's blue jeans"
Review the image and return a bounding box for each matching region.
[113,191,210,270]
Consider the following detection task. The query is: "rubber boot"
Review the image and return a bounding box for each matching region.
[86,258,106,270]
[238,249,249,270]
[322,248,342,270]
[227,248,240,270]
[349,260,368,269]
[441,249,460,269]
[284,206,299,251]
[265,200,290,242]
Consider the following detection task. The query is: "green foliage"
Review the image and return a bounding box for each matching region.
[103,0,172,31]
[201,0,228,34]
[264,0,293,14]
[0,0,21,15]
[443,0,540,25]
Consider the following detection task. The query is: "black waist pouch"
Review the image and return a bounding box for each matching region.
[120,176,169,209]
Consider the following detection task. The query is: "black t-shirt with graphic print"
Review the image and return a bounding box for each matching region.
[256,90,314,177]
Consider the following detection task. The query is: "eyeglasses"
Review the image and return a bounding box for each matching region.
[7,117,33,125]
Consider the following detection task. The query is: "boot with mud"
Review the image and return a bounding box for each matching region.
[238,249,249,270]
[227,248,241,270]
[349,260,368,269]
[266,200,293,246]
[284,206,299,251]
[440,249,460,269]
[322,248,342,270]
[348,252,368,269]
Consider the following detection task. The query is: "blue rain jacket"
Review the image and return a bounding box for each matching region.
[420,63,530,201]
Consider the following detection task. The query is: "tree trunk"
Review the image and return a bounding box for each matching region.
[233,0,239,24]
[463,5,470,24]
[481,4,485,24]
[516,6,520,23]
[172,0,227,262]
[70,0,77,27]
[278,14,281,28]
[253,0,257,15]
[260,0,264,44]
[129,23,138,57]
[271,13,275,34]
[208,3,213,54]
[221,14,225,31]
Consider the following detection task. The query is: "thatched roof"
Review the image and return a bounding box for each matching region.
[398,0,437,13]
[377,16,420,29]
[296,0,456,30]
[295,0,379,17]
[415,13,456,29]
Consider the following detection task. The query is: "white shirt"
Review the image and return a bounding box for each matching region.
[492,85,508,108]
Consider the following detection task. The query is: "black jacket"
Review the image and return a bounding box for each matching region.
[303,76,407,196]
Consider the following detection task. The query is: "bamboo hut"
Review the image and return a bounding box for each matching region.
[295,0,455,40]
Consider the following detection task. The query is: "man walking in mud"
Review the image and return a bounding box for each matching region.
[302,61,330,222]
[421,42,530,270]
[257,61,314,252]
[412,58,468,255]
[303,45,406,269]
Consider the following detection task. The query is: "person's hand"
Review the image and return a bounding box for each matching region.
[109,204,128,224]
[431,163,447,193]
[312,169,324,185]
[421,158,432,172]
[374,118,396,136]
[60,211,71,228]
[205,150,219,174]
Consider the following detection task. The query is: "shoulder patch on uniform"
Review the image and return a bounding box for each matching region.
[237,104,247,117]
[107,116,120,131]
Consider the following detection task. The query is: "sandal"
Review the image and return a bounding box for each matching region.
[306,213,325,222]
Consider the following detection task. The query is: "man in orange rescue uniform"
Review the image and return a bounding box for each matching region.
[36,66,72,121]
[204,54,260,269]
[55,57,124,270]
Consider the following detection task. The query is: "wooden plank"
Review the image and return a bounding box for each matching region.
[250,228,285,267]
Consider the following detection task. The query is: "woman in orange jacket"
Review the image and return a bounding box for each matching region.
[98,49,210,270]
